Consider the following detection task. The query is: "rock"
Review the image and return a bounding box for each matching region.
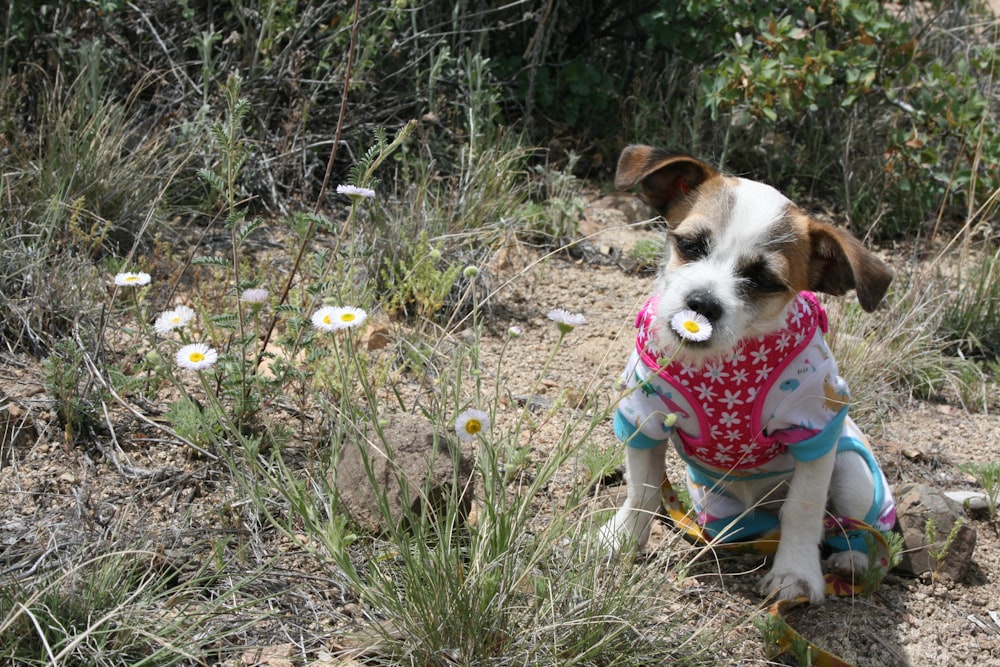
[0,401,36,453]
[589,191,657,223]
[361,315,392,351]
[579,205,628,240]
[894,482,977,582]
[943,490,990,512]
[333,413,474,534]
[579,192,662,257]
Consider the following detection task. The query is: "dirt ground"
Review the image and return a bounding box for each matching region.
[1,192,999,666]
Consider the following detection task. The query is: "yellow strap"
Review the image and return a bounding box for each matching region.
[659,476,890,666]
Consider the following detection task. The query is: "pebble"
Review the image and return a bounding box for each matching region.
[943,490,990,510]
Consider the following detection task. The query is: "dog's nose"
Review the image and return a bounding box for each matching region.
[685,290,723,322]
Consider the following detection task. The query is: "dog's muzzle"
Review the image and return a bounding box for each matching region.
[685,289,723,324]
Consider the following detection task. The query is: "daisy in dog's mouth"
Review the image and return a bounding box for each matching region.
[670,310,713,343]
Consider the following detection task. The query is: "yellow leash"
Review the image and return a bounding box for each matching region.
[659,476,891,666]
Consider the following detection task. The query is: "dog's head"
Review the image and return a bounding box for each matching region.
[617,145,893,360]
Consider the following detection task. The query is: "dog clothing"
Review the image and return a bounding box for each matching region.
[614,291,896,545]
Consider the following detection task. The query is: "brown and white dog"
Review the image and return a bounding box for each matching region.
[600,145,895,604]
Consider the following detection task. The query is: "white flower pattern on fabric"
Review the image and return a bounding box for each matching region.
[694,382,717,402]
[722,389,743,409]
[750,346,771,365]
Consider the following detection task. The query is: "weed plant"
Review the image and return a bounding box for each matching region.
[0,545,266,666]
[248,307,723,665]
[824,273,974,430]
[0,68,192,356]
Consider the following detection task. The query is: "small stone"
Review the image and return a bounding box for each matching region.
[362,325,392,350]
[0,403,36,450]
[894,482,977,582]
[943,490,990,511]
[332,413,475,534]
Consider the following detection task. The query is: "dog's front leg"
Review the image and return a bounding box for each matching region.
[599,442,667,552]
[759,448,837,604]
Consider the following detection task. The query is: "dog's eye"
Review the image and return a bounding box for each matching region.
[673,234,709,261]
[742,264,786,293]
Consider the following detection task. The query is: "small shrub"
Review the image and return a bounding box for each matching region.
[629,237,665,273]
[380,233,463,320]
[42,339,98,445]
[520,154,586,248]
[942,244,1000,359]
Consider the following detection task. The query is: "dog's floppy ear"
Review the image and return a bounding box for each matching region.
[615,145,718,220]
[807,221,893,312]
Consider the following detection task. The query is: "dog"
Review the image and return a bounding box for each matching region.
[600,145,897,604]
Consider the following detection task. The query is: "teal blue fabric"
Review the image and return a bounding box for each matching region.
[613,409,665,450]
[785,407,849,462]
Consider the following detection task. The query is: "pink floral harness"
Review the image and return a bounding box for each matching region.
[633,291,834,472]
[614,291,896,541]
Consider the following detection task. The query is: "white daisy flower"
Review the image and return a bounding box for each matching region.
[240,288,269,304]
[311,305,368,331]
[670,309,713,342]
[454,409,490,442]
[175,343,218,371]
[154,305,196,334]
[114,271,151,287]
[546,308,587,334]
[336,184,376,199]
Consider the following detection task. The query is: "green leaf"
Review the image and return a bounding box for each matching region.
[237,217,265,245]
[191,255,229,267]
[211,313,239,330]
[197,168,225,196]
[275,303,303,316]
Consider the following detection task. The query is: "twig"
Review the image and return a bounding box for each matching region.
[95,399,179,480]
[255,0,363,372]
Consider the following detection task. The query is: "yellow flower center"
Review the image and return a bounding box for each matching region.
[465,419,482,435]
[341,313,356,323]
[125,275,139,282]
[323,314,333,325]
[682,320,702,334]
[189,352,205,363]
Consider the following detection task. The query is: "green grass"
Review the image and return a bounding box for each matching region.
[0,544,267,666]
[232,312,728,666]
[0,78,737,664]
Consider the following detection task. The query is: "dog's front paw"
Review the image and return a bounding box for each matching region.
[759,564,826,604]
[598,506,655,556]
[597,517,639,555]
[824,550,870,583]
[597,521,626,553]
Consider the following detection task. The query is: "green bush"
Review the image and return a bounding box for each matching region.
[637,1,997,235]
